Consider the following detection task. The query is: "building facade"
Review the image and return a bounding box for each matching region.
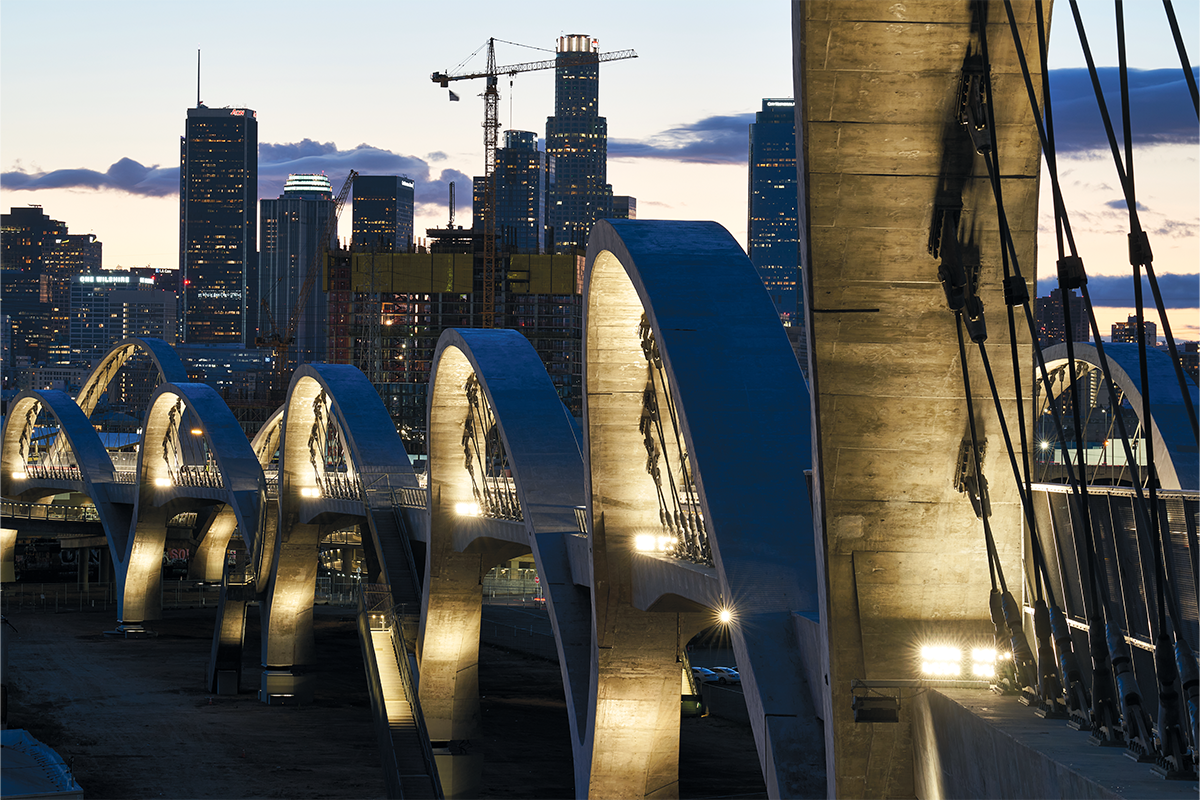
[1111,314,1157,346]
[352,176,415,253]
[259,174,335,364]
[476,130,551,254]
[748,98,799,325]
[1035,287,1090,347]
[70,272,177,361]
[179,104,258,345]
[545,35,613,254]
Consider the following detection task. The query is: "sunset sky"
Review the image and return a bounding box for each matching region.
[2,0,1196,339]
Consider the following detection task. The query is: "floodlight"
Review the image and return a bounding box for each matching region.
[455,501,480,517]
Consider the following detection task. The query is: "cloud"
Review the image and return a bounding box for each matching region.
[609,113,755,164]
[1048,67,1199,153]
[1104,198,1148,211]
[2,141,473,216]
[1,157,177,196]
[1083,272,1199,309]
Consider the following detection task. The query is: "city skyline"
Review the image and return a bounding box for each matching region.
[1,0,1197,339]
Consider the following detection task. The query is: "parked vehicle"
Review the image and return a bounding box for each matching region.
[711,667,741,685]
[690,666,719,684]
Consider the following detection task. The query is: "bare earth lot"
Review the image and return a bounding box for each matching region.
[5,605,768,799]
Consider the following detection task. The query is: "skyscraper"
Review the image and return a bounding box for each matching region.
[1111,314,1157,346]
[259,174,335,364]
[747,98,799,325]
[70,271,176,360]
[476,130,551,254]
[545,35,613,254]
[1035,287,1089,346]
[352,176,415,252]
[179,104,258,345]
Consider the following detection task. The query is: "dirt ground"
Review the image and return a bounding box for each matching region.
[4,604,773,799]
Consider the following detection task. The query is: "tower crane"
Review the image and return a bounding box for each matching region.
[256,169,357,396]
[432,38,636,327]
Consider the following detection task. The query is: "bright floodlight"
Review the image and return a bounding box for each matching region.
[718,607,733,625]
[11,471,27,480]
[190,428,203,436]
[972,647,997,663]
[153,477,172,487]
[455,501,481,517]
[919,644,962,677]
[635,534,656,552]
[1039,440,1051,451]
[300,487,321,498]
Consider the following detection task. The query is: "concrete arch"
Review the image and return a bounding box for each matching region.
[1042,342,1199,491]
[190,405,286,585]
[119,382,264,627]
[262,364,418,698]
[1,390,128,538]
[75,337,189,419]
[582,219,821,798]
[423,328,591,794]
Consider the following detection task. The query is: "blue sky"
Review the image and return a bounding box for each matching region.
[1,0,1196,338]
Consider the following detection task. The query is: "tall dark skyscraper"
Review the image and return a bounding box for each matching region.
[259,174,335,364]
[747,98,799,325]
[474,130,551,254]
[545,34,613,254]
[179,104,258,345]
[352,176,415,252]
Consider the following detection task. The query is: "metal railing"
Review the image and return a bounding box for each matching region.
[357,583,441,799]
[393,486,427,510]
[171,464,225,489]
[1031,483,1199,660]
[318,473,362,502]
[23,465,83,483]
[1,501,100,523]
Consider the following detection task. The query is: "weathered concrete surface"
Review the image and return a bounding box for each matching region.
[912,688,1200,799]
[422,329,592,797]
[793,1,1047,796]
[584,219,822,798]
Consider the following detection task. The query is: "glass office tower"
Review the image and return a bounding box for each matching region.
[747,98,799,325]
[352,176,415,252]
[179,104,258,344]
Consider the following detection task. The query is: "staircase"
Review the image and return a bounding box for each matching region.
[358,584,441,799]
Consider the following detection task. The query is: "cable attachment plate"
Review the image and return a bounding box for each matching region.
[954,436,990,519]
[1056,255,1088,290]
[1002,275,1029,307]
[1128,230,1153,267]
[957,54,992,155]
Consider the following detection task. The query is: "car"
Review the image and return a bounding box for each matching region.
[690,666,719,684]
[711,667,741,685]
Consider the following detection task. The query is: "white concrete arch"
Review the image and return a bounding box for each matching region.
[75,337,189,418]
[118,382,265,627]
[1042,342,1199,491]
[262,364,419,698]
[1,390,129,538]
[582,219,822,798]
[423,328,591,794]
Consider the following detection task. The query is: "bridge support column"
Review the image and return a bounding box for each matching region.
[1,528,15,583]
[419,543,485,799]
[589,609,704,799]
[190,506,237,582]
[115,506,169,633]
[260,519,320,704]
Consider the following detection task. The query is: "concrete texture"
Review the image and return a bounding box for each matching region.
[423,328,592,797]
[583,219,823,798]
[912,688,1200,799]
[793,2,1047,795]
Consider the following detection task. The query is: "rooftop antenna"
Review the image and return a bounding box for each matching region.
[196,48,201,106]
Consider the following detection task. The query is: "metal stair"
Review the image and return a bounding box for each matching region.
[358,585,441,799]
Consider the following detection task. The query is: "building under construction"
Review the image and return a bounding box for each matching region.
[325,227,583,453]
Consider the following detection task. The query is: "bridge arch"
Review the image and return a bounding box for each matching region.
[1041,342,1198,491]
[1,390,127,536]
[262,364,418,698]
[118,382,264,628]
[582,219,821,797]
[75,337,189,419]
[423,328,591,793]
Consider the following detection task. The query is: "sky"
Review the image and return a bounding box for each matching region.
[2,0,1197,340]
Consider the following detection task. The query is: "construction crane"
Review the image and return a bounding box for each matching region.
[432,38,636,327]
[256,169,357,396]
